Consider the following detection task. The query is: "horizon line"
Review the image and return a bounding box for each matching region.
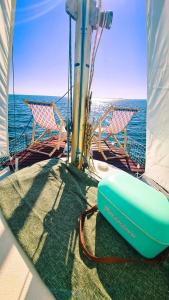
[8,93,147,100]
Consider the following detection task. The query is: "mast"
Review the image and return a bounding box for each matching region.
[66,0,113,168]
[70,0,92,168]
[0,0,16,158]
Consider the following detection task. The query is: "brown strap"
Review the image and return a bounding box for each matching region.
[79,205,165,264]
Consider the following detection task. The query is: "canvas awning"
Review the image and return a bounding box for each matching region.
[0,0,16,157]
[145,0,169,192]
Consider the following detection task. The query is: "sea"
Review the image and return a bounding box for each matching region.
[8,95,146,165]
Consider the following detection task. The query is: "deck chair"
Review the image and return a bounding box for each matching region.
[24,100,66,157]
[93,106,138,160]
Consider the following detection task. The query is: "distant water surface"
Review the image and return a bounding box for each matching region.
[8,95,146,162]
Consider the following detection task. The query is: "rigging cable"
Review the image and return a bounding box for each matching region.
[85,1,107,169]
[11,45,34,155]
[10,116,33,144]
[88,2,106,97]
[12,44,17,147]
[88,0,102,98]
[55,85,73,104]
[67,15,73,162]
[69,15,73,124]
[67,32,70,162]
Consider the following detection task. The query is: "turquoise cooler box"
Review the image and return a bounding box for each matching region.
[97,171,169,259]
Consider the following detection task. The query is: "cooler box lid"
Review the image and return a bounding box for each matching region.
[98,171,169,245]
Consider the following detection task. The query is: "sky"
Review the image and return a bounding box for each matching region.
[9,0,147,99]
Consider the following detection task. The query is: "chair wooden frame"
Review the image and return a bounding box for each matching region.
[92,106,138,161]
[24,100,66,157]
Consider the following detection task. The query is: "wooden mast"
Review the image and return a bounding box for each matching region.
[71,0,92,168]
[66,0,113,168]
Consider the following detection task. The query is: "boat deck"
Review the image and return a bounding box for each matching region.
[5,137,144,174]
[91,140,144,174]
[5,136,65,169]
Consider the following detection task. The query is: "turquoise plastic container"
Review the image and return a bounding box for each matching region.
[97,171,169,258]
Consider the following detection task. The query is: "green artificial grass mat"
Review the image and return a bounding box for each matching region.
[0,158,169,299]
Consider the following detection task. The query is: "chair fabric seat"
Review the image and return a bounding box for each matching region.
[28,103,59,131]
[24,100,66,157]
[92,106,138,161]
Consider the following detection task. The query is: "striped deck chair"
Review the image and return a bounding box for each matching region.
[93,106,138,160]
[24,100,66,157]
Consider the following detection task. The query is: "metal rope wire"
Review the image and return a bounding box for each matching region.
[67,17,70,162]
[67,75,70,162]
[10,116,33,144]
[69,15,73,124]
[12,45,17,145]
[55,85,73,104]
[83,1,106,169]
[88,12,106,97]
[66,15,73,162]
[88,0,102,93]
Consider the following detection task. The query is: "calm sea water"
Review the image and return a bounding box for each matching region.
[8,94,146,142]
[8,95,146,165]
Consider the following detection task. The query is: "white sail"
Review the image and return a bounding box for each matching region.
[0,0,16,158]
[146,0,169,192]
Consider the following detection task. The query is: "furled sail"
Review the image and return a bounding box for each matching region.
[0,0,16,157]
[146,0,169,192]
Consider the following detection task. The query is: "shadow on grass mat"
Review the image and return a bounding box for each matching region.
[0,158,169,299]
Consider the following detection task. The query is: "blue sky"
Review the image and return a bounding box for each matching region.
[9,0,147,99]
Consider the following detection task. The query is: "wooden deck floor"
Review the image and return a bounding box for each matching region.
[5,136,66,169]
[4,137,144,175]
[91,140,144,174]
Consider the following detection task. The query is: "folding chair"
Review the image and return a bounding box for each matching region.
[93,106,138,160]
[24,100,66,157]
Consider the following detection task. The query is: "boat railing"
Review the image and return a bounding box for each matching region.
[0,133,146,171]
[0,133,32,170]
[127,137,146,167]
